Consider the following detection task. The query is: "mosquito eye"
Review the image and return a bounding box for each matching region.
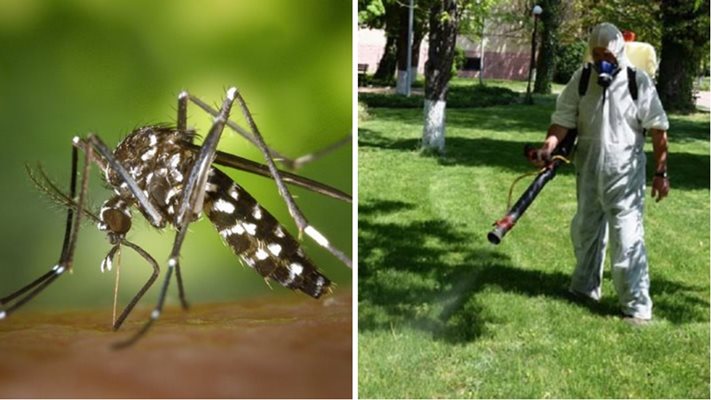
[102,209,132,235]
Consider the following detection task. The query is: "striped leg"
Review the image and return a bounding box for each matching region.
[0,140,92,318]
[113,87,237,348]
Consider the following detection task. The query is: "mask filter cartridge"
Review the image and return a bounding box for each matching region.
[595,60,618,88]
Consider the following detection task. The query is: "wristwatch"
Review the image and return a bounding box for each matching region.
[654,170,668,179]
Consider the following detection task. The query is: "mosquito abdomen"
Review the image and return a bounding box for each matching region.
[203,168,331,298]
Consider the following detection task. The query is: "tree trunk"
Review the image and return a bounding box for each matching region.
[422,0,462,153]
[534,0,561,94]
[373,35,398,81]
[396,4,411,93]
[373,1,402,82]
[657,0,709,114]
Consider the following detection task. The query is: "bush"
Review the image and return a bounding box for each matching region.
[359,84,519,109]
[358,101,370,122]
[554,40,586,84]
[453,46,467,74]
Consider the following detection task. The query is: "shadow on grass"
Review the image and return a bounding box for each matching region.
[359,199,709,344]
[364,99,556,134]
[359,129,565,175]
[668,113,710,143]
[359,129,709,190]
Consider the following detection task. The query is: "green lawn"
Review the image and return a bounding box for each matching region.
[358,90,710,398]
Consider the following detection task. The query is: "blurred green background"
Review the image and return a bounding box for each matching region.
[0,0,352,311]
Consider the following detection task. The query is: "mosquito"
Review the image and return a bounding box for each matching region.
[0,87,352,348]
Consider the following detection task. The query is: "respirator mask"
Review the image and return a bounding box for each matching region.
[594,60,619,88]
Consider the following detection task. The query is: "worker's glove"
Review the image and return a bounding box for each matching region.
[525,144,552,167]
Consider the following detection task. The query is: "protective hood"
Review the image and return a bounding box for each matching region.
[588,23,628,67]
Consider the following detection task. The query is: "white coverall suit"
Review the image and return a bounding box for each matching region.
[550,24,669,319]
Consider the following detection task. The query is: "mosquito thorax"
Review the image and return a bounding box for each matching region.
[104,126,197,229]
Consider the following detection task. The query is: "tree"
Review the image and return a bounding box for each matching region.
[657,0,709,113]
[359,0,400,82]
[533,0,562,94]
[578,0,662,50]
[422,0,467,152]
[396,2,430,93]
[420,0,498,152]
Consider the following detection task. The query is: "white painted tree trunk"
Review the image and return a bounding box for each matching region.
[422,99,446,152]
[396,70,409,94]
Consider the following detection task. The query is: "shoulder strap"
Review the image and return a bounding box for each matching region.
[579,63,592,97]
[627,67,638,101]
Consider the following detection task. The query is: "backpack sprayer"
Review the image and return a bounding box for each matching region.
[487,129,577,245]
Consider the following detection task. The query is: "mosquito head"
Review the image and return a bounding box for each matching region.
[98,197,133,245]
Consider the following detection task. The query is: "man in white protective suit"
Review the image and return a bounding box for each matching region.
[532,23,669,324]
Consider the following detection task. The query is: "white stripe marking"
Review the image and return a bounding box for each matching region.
[229,187,239,200]
[305,225,329,247]
[149,134,157,146]
[252,205,262,220]
[267,243,282,256]
[169,153,180,168]
[165,187,179,203]
[213,198,235,214]
[227,87,237,101]
[101,255,113,272]
[171,169,183,182]
[219,224,245,238]
[141,147,157,161]
[274,227,285,238]
[0,311,5,320]
[289,263,303,276]
[255,249,269,260]
[205,183,219,193]
[243,223,257,236]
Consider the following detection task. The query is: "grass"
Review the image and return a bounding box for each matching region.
[358,87,710,398]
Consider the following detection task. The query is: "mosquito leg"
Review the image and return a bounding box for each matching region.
[177,90,189,136]
[189,94,350,170]
[84,135,164,228]
[0,269,58,308]
[290,134,352,170]
[231,90,352,268]
[112,225,188,349]
[1,140,92,317]
[173,87,237,309]
[111,240,160,331]
[186,144,352,203]
[114,88,237,347]
[187,94,295,167]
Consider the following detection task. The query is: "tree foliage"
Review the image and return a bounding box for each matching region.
[358,0,386,28]
[578,0,662,48]
[359,0,431,82]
